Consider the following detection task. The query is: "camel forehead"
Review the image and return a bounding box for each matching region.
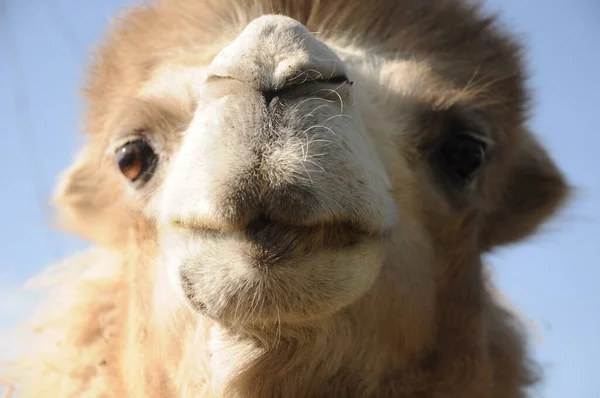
[138,64,209,101]
[87,1,526,141]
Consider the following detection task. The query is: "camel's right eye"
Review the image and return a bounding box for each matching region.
[115,139,157,185]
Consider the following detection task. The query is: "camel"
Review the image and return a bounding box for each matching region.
[4,0,569,397]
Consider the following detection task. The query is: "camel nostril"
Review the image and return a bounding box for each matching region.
[261,90,278,106]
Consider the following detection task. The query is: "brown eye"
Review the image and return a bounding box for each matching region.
[115,139,157,184]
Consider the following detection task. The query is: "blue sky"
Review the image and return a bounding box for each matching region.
[0,1,598,396]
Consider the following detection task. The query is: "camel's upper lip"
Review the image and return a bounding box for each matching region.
[171,215,388,252]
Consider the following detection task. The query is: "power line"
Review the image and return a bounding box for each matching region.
[1,0,63,261]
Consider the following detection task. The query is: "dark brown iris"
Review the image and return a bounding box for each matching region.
[115,140,156,183]
[440,134,487,181]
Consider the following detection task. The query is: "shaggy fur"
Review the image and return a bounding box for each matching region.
[4,0,569,397]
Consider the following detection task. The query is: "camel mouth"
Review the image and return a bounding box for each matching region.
[243,216,378,258]
[174,215,385,265]
[169,213,388,323]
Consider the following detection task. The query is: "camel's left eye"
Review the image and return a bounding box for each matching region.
[439,134,487,181]
[115,139,157,184]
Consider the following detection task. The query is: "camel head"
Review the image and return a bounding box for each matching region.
[53,0,568,330]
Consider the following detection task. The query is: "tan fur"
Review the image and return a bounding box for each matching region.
[4,1,569,397]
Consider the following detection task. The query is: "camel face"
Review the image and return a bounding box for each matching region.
[102,12,519,326]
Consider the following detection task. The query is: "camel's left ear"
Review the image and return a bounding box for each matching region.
[481,130,570,248]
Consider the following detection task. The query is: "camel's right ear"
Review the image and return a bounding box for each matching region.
[53,146,132,248]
